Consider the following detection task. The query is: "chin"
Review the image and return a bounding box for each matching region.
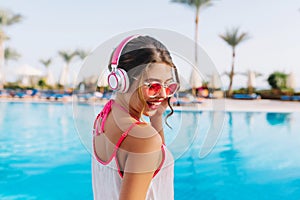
[144,109,157,117]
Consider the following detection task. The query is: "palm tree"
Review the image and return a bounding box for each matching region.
[40,58,55,87]
[2,47,20,85]
[0,9,22,89]
[75,49,89,60]
[39,58,51,69]
[171,0,214,96]
[4,47,21,64]
[72,49,89,87]
[219,27,249,96]
[58,51,77,88]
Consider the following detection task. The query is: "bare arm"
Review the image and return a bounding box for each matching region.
[119,172,154,200]
[119,132,162,200]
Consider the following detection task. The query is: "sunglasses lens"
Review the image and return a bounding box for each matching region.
[165,83,178,96]
[147,83,162,97]
[146,82,178,97]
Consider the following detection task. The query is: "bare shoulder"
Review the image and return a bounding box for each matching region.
[123,123,162,154]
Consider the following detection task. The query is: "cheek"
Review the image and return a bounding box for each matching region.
[141,88,150,101]
[129,89,146,109]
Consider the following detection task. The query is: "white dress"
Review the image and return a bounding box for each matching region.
[92,146,174,200]
[91,100,174,199]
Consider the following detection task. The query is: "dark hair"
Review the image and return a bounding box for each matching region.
[109,35,180,127]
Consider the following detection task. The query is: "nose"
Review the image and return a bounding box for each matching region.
[158,87,167,98]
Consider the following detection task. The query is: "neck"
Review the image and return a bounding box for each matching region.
[114,95,141,121]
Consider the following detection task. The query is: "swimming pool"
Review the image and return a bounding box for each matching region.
[1,102,300,199]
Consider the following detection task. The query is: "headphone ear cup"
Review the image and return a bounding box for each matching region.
[116,68,130,93]
[107,68,130,93]
[107,71,120,91]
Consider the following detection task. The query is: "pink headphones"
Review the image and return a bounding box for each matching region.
[107,35,140,93]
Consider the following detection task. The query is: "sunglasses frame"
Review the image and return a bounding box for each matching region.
[143,81,179,98]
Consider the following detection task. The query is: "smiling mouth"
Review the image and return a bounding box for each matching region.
[146,101,162,110]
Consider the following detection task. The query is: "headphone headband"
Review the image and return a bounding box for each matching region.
[111,35,140,67]
[108,34,140,93]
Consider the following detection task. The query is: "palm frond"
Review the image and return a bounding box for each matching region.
[75,49,89,59]
[222,71,241,77]
[0,30,9,41]
[254,71,263,77]
[40,58,52,68]
[219,27,249,48]
[171,0,213,10]
[4,47,21,61]
[7,14,22,25]
[0,9,22,26]
[58,51,77,63]
[235,71,245,76]
[222,71,230,77]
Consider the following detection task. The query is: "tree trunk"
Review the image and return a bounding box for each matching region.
[227,48,235,97]
[192,8,200,97]
[195,8,199,66]
[0,40,4,89]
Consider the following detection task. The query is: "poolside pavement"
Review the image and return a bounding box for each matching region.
[1,97,300,112]
[191,99,300,113]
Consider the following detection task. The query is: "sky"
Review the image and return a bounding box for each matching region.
[1,0,300,89]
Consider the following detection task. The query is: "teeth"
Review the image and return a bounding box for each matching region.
[149,102,161,106]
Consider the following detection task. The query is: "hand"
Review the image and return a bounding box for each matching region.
[149,98,169,143]
[150,97,169,119]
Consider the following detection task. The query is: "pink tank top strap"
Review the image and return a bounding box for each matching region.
[152,144,166,177]
[115,122,138,148]
[93,121,143,165]
[93,99,114,136]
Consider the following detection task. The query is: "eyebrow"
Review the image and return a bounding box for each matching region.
[145,78,174,82]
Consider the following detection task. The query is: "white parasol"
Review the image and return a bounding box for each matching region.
[247,70,256,88]
[59,64,69,86]
[189,68,202,89]
[287,72,296,90]
[46,69,56,86]
[208,72,221,89]
[16,64,44,76]
[0,69,4,89]
[16,64,44,86]
[97,70,109,87]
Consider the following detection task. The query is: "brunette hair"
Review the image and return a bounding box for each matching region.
[108,35,180,127]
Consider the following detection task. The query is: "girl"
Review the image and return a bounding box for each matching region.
[92,35,180,200]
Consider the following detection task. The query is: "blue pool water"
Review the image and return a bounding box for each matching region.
[1,102,300,200]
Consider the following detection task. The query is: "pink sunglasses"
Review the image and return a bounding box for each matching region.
[144,81,179,98]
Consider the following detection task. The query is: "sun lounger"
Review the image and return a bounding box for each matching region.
[15,89,38,98]
[291,96,300,101]
[280,96,291,101]
[232,93,261,100]
[0,90,9,98]
[40,91,69,100]
[173,97,204,106]
[280,95,300,101]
